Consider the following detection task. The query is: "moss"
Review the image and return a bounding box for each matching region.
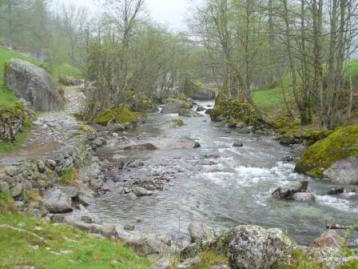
[338,260,358,269]
[210,94,263,127]
[0,192,17,214]
[274,250,322,269]
[191,250,229,269]
[95,104,145,126]
[295,125,358,177]
[169,119,184,127]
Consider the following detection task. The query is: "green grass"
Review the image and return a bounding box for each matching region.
[0,213,152,269]
[0,119,32,154]
[59,167,77,186]
[53,63,82,79]
[0,48,37,108]
[192,250,228,269]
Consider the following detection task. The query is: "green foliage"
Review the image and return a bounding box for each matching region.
[0,213,152,268]
[0,192,17,214]
[59,167,77,186]
[274,250,321,269]
[53,63,82,80]
[96,104,145,126]
[295,125,358,177]
[0,103,32,153]
[191,250,228,269]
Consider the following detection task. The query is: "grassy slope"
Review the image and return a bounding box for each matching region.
[0,213,152,269]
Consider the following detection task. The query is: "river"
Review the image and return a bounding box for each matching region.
[88,101,358,245]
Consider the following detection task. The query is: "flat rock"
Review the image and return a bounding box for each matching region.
[292,192,315,202]
[44,188,73,213]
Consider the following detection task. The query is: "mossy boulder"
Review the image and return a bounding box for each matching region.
[95,104,145,126]
[295,125,358,179]
[210,94,263,128]
[184,79,216,100]
[161,97,193,114]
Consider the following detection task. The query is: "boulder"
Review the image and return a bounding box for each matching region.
[226,225,292,269]
[312,230,344,249]
[43,188,73,213]
[124,143,158,151]
[161,98,192,114]
[178,109,202,118]
[11,183,24,198]
[272,181,309,200]
[188,222,216,243]
[5,59,64,111]
[233,142,244,148]
[324,157,358,185]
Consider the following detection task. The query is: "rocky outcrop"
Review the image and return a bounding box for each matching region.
[323,157,358,185]
[225,225,292,269]
[295,125,358,180]
[5,59,64,111]
[161,98,193,114]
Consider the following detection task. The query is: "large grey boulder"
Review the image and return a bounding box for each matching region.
[5,59,64,111]
[44,188,73,213]
[226,225,292,269]
[324,157,358,185]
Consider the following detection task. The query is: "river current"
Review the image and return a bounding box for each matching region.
[88,101,358,245]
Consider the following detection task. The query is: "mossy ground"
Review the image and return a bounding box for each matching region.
[0,213,152,269]
[295,125,358,177]
[59,167,80,186]
[96,104,145,126]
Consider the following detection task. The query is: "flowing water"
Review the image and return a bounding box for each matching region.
[88,101,358,245]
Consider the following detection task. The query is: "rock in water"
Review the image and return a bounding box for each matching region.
[324,157,358,185]
[272,181,309,200]
[226,225,292,269]
[5,59,64,111]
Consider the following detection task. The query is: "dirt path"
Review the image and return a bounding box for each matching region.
[0,86,86,165]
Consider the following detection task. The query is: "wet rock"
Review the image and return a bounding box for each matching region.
[132,187,153,197]
[124,224,136,231]
[81,216,94,224]
[272,181,309,200]
[11,183,24,198]
[327,187,345,195]
[37,160,46,173]
[226,225,292,269]
[188,222,216,243]
[233,142,243,148]
[339,192,358,200]
[313,230,344,249]
[281,155,294,162]
[193,142,201,149]
[179,109,202,118]
[196,105,206,112]
[324,157,358,185]
[92,137,107,149]
[292,192,315,202]
[279,135,300,146]
[5,59,64,111]
[124,143,158,151]
[44,188,73,213]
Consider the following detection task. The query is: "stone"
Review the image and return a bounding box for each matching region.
[327,188,345,195]
[37,160,46,173]
[11,183,24,198]
[179,109,202,118]
[124,224,136,231]
[161,98,192,114]
[292,192,315,202]
[272,181,309,200]
[132,187,153,197]
[5,59,64,111]
[124,143,158,151]
[6,166,18,177]
[211,266,230,269]
[0,181,10,193]
[196,105,206,112]
[324,157,358,185]
[81,216,94,224]
[45,159,57,170]
[233,142,243,148]
[193,142,201,149]
[43,188,73,213]
[313,230,344,249]
[188,222,216,243]
[226,225,292,269]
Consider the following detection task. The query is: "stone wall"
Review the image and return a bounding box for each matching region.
[0,103,28,142]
